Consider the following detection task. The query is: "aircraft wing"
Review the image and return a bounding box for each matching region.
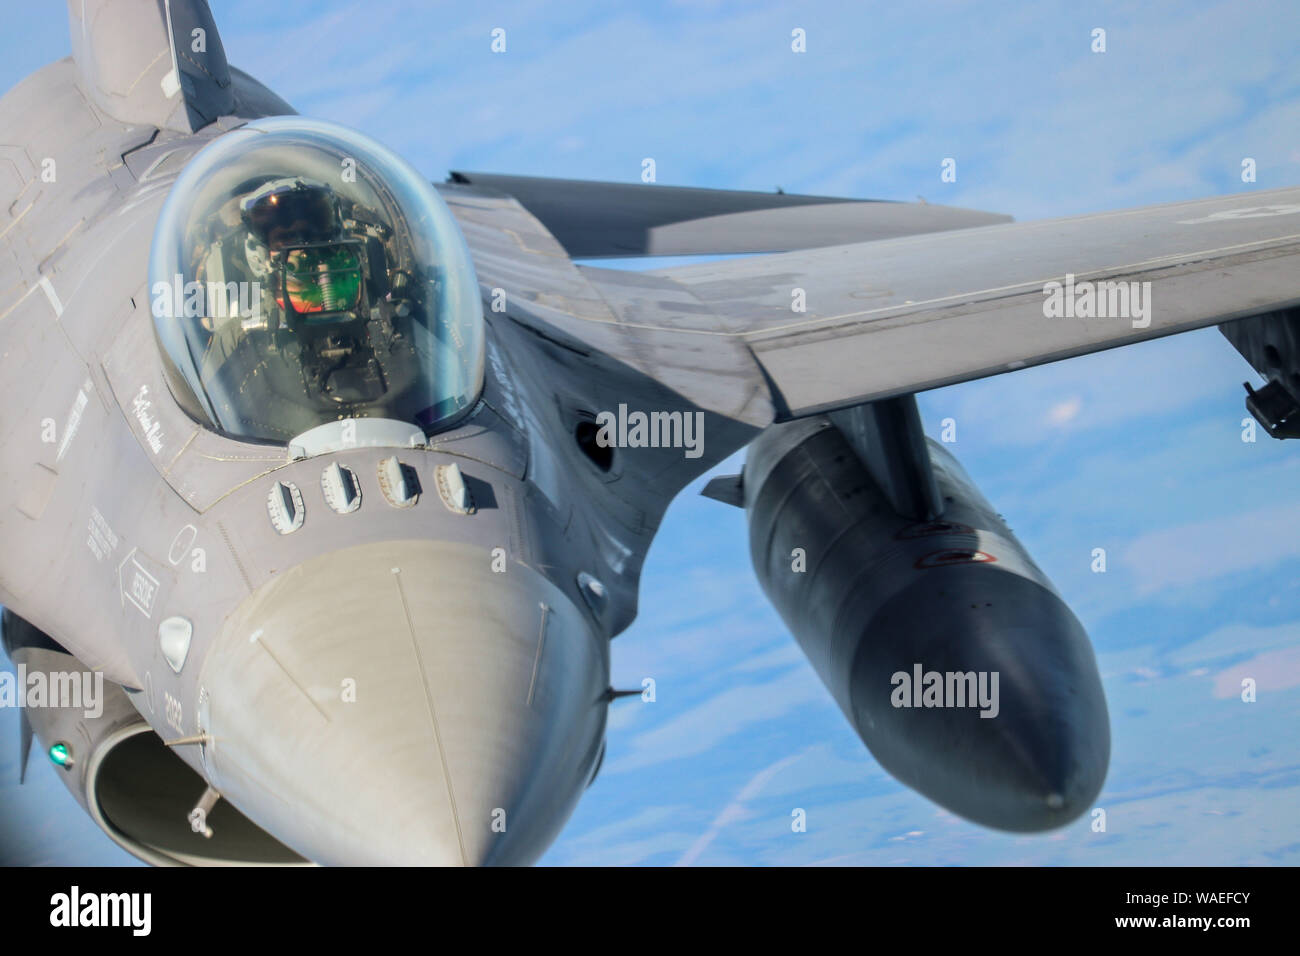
[446,171,1011,257]
[613,186,1300,418]
[442,178,1300,437]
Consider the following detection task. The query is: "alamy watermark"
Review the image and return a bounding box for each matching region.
[50,886,150,936]
[1042,273,1152,329]
[0,665,104,719]
[151,275,262,324]
[594,404,705,459]
[890,663,1000,718]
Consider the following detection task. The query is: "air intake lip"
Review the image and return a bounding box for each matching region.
[86,723,310,867]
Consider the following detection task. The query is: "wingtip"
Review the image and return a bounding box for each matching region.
[700,474,744,508]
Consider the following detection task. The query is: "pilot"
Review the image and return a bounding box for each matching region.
[239,178,364,323]
[187,171,430,417]
[193,178,370,383]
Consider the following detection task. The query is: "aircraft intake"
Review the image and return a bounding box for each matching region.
[1,611,306,865]
[740,417,1110,831]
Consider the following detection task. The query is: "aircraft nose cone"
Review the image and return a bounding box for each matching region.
[848,568,1110,832]
[196,541,608,865]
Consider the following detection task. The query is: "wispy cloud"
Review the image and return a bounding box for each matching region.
[675,749,809,865]
[1121,502,1300,595]
[1212,646,1300,698]
[608,665,831,773]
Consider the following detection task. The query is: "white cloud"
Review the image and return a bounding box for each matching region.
[1212,646,1300,698]
[1047,396,1083,426]
[1167,621,1300,667]
[1121,502,1300,594]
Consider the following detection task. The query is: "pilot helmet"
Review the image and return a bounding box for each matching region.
[239,177,364,321]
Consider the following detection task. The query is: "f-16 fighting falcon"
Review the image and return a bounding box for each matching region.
[1,1,1298,866]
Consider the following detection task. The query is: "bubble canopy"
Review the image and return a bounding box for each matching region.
[148,118,485,445]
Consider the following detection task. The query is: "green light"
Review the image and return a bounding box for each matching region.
[48,742,73,768]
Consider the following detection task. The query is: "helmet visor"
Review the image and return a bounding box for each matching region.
[246,185,337,248]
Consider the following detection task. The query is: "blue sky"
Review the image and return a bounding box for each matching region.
[2,0,1299,865]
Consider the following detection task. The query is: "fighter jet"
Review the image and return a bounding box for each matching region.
[1,1,1297,866]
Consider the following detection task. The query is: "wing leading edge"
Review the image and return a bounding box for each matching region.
[445,171,1011,258]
